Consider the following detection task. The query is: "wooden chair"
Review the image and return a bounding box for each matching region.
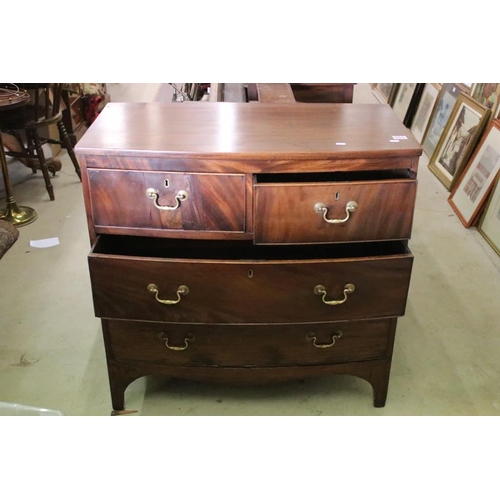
[0,84,82,200]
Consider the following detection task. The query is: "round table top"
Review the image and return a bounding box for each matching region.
[0,85,30,111]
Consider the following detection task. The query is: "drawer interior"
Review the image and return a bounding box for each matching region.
[255,169,415,184]
[92,235,411,261]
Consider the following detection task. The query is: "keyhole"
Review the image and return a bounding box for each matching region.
[164,179,169,188]
[248,270,254,278]
[335,191,340,201]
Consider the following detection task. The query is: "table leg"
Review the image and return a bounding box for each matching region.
[0,132,37,226]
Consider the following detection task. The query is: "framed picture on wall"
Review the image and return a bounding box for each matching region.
[471,83,500,119]
[372,83,399,106]
[411,83,441,144]
[448,120,500,227]
[428,94,490,190]
[422,83,465,158]
[478,173,500,256]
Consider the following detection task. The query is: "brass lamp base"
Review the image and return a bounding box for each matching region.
[0,197,38,227]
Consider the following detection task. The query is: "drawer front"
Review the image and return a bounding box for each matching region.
[254,179,416,243]
[89,251,413,324]
[105,318,396,367]
[88,169,245,232]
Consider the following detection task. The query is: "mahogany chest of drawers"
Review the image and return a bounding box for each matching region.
[75,102,422,410]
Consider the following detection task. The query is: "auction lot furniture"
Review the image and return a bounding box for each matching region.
[75,102,421,410]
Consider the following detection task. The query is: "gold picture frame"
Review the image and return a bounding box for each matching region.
[428,93,490,191]
[421,83,466,158]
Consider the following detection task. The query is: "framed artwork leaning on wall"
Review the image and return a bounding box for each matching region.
[478,172,500,256]
[428,94,490,191]
[471,83,500,119]
[392,83,417,121]
[448,120,500,227]
[411,83,441,144]
[372,83,399,106]
[422,83,466,158]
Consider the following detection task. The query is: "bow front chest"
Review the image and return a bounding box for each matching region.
[75,102,422,410]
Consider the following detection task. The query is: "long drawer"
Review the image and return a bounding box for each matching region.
[254,170,417,244]
[88,169,246,233]
[105,318,397,367]
[89,236,413,324]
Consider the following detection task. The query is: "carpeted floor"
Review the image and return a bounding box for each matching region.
[0,219,19,259]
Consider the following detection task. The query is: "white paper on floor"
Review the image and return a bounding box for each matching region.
[30,237,60,248]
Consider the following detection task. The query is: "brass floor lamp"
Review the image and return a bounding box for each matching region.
[0,85,37,226]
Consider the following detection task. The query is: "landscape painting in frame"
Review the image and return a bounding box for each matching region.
[429,94,490,190]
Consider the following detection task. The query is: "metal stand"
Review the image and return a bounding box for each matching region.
[0,85,37,226]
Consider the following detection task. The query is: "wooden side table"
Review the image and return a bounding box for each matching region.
[0,85,37,226]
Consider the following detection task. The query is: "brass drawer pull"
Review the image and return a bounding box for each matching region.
[158,333,196,351]
[314,284,355,305]
[147,284,189,305]
[314,201,358,224]
[146,188,188,211]
[306,331,343,348]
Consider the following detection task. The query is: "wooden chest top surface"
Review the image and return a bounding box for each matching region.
[75,102,422,161]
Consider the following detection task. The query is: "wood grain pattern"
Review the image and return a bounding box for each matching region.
[255,178,417,243]
[89,241,413,323]
[78,102,422,409]
[102,315,396,410]
[88,169,245,232]
[75,102,422,161]
[82,154,416,174]
[105,317,394,367]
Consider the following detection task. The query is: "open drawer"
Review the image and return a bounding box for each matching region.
[254,170,417,244]
[88,236,414,324]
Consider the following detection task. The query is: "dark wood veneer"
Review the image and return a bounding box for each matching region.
[106,318,395,367]
[76,102,421,161]
[254,178,417,244]
[76,102,421,411]
[89,241,413,324]
[89,170,245,233]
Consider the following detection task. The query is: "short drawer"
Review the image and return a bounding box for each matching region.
[105,318,397,367]
[254,171,417,244]
[89,236,413,324]
[88,169,245,233]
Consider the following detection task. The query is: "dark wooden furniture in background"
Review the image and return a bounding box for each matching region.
[0,84,81,200]
[61,84,87,147]
[211,84,354,103]
[290,83,355,103]
[75,102,421,411]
